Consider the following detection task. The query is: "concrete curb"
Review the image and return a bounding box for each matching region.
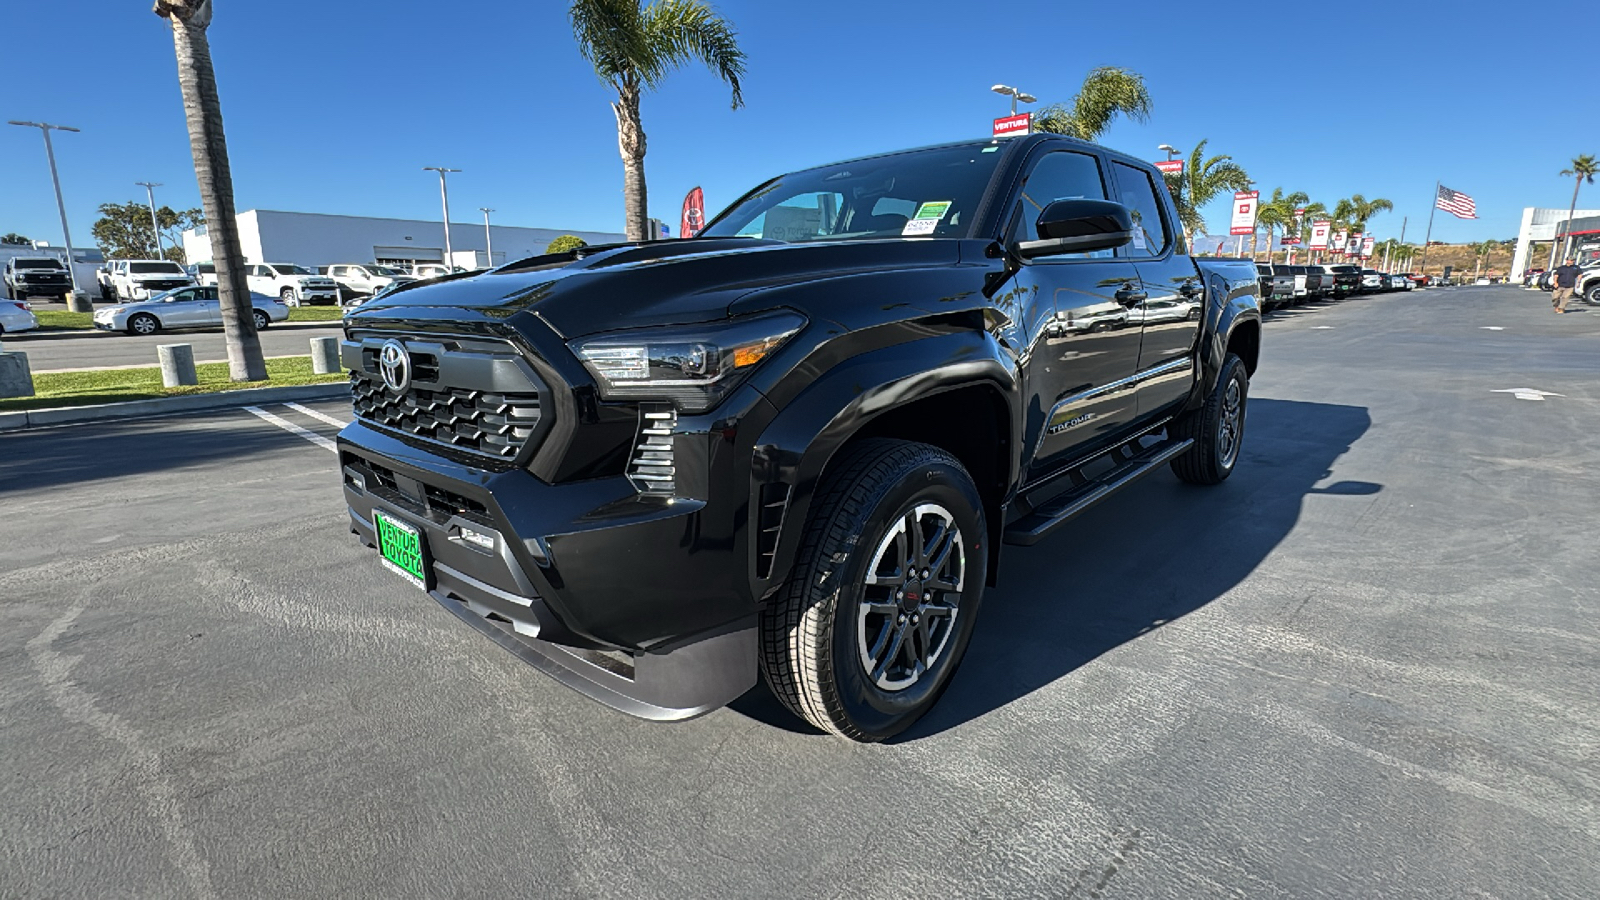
[0,382,350,434]
[11,319,344,343]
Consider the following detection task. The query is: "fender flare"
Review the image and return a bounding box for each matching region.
[748,329,1018,600]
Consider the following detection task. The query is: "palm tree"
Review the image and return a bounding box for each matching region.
[569,0,746,242]
[1033,67,1153,141]
[1160,139,1250,249]
[1255,188,1309,262]
[153,0,265,382]
[1472,239,1499,279]
[1343,194,1395,233]
[1558,154,1598,260]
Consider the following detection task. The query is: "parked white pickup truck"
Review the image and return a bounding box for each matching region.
[324,263,415,302]
[104,259,196,302]
[245,263,340,306]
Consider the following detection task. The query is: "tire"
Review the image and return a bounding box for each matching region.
[760,439,988,742]
[127,313,160,336]
[252,309,270,331]
[1170,353,1249,485]
[1586,284,1600,305]
[280,288,299,307]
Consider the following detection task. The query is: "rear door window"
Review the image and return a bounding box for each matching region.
[1110,162,1173,258]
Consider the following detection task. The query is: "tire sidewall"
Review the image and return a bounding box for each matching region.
[129,314,158,336]
[820,459,987,739]
[1213,357,1249,477]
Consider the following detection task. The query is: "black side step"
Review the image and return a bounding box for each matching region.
[1003,438,1194,546]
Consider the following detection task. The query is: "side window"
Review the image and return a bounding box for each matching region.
[1006,150,1110,259]
[1110,162,1172,257]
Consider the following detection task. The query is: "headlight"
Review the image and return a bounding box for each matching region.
[570,311,805,413]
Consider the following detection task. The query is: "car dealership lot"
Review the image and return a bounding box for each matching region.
[1,286,1596,898]
[6,322,343,372]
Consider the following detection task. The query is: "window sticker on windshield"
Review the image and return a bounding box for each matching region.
[1130,227,1147,250]
[902,201,953,236]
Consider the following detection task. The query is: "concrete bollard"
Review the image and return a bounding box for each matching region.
[0,351,35,399]
[310,335,341,375]
[158,343,198,388]
[66,290,93,314]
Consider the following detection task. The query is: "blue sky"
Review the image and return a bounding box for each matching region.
[4,0,1595,253]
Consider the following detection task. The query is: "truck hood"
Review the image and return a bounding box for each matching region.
[346,238,967,338]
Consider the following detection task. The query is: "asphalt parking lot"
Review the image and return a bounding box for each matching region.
[2,285,1596,898]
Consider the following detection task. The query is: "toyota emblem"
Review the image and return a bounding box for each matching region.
[378,339,411,394]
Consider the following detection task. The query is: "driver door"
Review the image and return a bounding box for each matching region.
[1003,148,1144,486]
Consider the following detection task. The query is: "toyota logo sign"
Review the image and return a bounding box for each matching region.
[378,339,411,394]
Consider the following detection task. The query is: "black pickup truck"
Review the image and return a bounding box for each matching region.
[335,135,1262,741]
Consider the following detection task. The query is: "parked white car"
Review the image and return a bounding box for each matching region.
[0,299,39,334]
[324,263,415,302]
[410,263,453,279]
[93,285,288,335]
[245,263,340,306]
[190,261,218,287]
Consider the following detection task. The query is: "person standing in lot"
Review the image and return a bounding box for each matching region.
[1551,258,1581,313]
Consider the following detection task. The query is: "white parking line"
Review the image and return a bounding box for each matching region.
[284,402,349,429]
[243,405,338,452]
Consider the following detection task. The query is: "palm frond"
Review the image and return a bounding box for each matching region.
[640,0,747,107]
[1034,67,1151,141]
[569,0,649,85]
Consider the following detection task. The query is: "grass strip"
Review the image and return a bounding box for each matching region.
[0,355,346,412]
[23,305,342,332]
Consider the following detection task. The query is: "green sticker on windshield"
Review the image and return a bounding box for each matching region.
[903,201,953,236]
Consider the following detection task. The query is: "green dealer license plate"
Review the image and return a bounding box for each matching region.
[373,509,429,590]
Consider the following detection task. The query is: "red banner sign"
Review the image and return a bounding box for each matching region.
[1154,159,1184,176]
[680,186,705,239]
[993,113,1032,138]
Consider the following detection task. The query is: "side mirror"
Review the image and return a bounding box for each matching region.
[1016,199,1134,259]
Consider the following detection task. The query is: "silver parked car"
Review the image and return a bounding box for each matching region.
[92,285,289,336]
[0,299,39,335]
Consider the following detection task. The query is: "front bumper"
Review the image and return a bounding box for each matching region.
[337,420,760,720]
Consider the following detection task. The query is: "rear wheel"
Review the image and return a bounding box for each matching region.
[1586,284,1600,305]
[1170,353,1249,485]
[280,288,299,307]
[127,313,160,336]
[251,309,270,331]
[761,439,988,742]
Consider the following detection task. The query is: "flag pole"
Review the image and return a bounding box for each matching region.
[1420,182,1438,275]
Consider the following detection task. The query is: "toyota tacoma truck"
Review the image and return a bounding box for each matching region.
[335,135,1262,741]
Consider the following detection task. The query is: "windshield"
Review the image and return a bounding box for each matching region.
[16,258,64,269]
[269,264,312,275]
[701,144,1004,243]
[366,265,402,276]
[130,262,186,274]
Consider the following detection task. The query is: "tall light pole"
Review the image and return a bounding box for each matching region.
[423,166,460,270]
[479,208,494,269]
[990,84,1037,132]
[136,181,164,257]
[1158,143,1181,161]
[9,120,84,304]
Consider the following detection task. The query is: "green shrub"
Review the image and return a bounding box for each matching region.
[545,235,588,255]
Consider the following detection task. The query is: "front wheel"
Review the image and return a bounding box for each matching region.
[761,439,988,742]
[127,313,160,336]
[1586,284,1600,305]
[280,288,299,307]
[251,309,270,331]
[1169,353,1249,485]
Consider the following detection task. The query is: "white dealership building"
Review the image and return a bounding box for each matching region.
[1509,206,1600,280]
[180,210,627,273]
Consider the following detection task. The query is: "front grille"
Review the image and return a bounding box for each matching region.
[142,279,190,291]
[351,371,541,460]
[628,406,677,494]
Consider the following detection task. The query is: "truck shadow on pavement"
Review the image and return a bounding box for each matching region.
[732,398,1376,739]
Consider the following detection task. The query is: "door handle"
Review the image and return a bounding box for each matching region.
[1114,283,1147,306]
[1178,281,1203,298]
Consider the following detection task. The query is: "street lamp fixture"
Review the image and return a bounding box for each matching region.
[990,84,1037,117]
[423,166,461,270]
[136,182,164,256]
[1158,143,1181,161]
[9,120,85,303]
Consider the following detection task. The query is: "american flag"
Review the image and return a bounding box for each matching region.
[1436,184,1477,219]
